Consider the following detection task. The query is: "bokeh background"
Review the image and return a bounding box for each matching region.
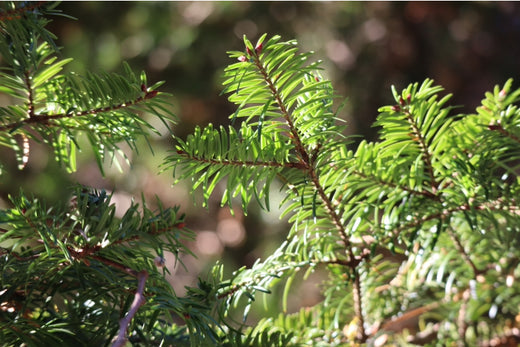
[2,1,520,316]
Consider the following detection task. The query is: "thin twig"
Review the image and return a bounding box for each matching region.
[488,123,520,145]
[446,226,481,277]
[87,254,139,277]
[112,270,149,347]
[404,109,440,196]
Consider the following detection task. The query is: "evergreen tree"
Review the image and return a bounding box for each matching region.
[2,2,520,346]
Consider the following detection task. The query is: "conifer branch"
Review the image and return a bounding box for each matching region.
[248,43,368,341]
[392,200,520,237]
[353,169,438,199]
[0,247,40,261]
[488,123,520,145]
[249,44,351,249]
[250,48,310,166]
[216,260,311,299]
[5,8,520,342]
[446,226,481,277]
[0,1,47,21]
[404,108,440,195]
[0,90,159,133]
[84,254,140,277]
[176,149,307,170]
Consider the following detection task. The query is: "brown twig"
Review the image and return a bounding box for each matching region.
[404,108,440,196]
[488,123,520,145]
[112,270,149,347]
[85,254,139,277]
[446,226,481,277]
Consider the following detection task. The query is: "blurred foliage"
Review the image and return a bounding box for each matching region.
[3,1,520,314]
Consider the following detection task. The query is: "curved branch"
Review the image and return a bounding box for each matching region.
[112,270,149,347]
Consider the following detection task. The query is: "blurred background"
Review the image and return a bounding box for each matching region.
[2,1,520,317]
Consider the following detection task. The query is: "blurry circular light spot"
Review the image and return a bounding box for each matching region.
[363,19,386,42]
[450,19,470,42]
[216,218,246,247]
[182,2,214,26]
[196,231,223,256]
[148,47,172,71]
[121,33,153,59]
[489,304,498,319]
[233,20,258,40]
[326,40,355,70]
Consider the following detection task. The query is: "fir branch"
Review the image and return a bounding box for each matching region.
[0,89,159,133]
[216,259,311,300]
[76,253,139,277]
[391,200,520,237]
[446,226,481,277]
[0,1,47,22]
[352,273,367,340]
[403,106,440,195]
[246,40,351,250]
[0,247,40,261]
[352,168,438,200]
[322,250,371,268]
[249,45,310,166]
[247,40,368,341]
[176,149,307,170]
[488,123,520,145]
